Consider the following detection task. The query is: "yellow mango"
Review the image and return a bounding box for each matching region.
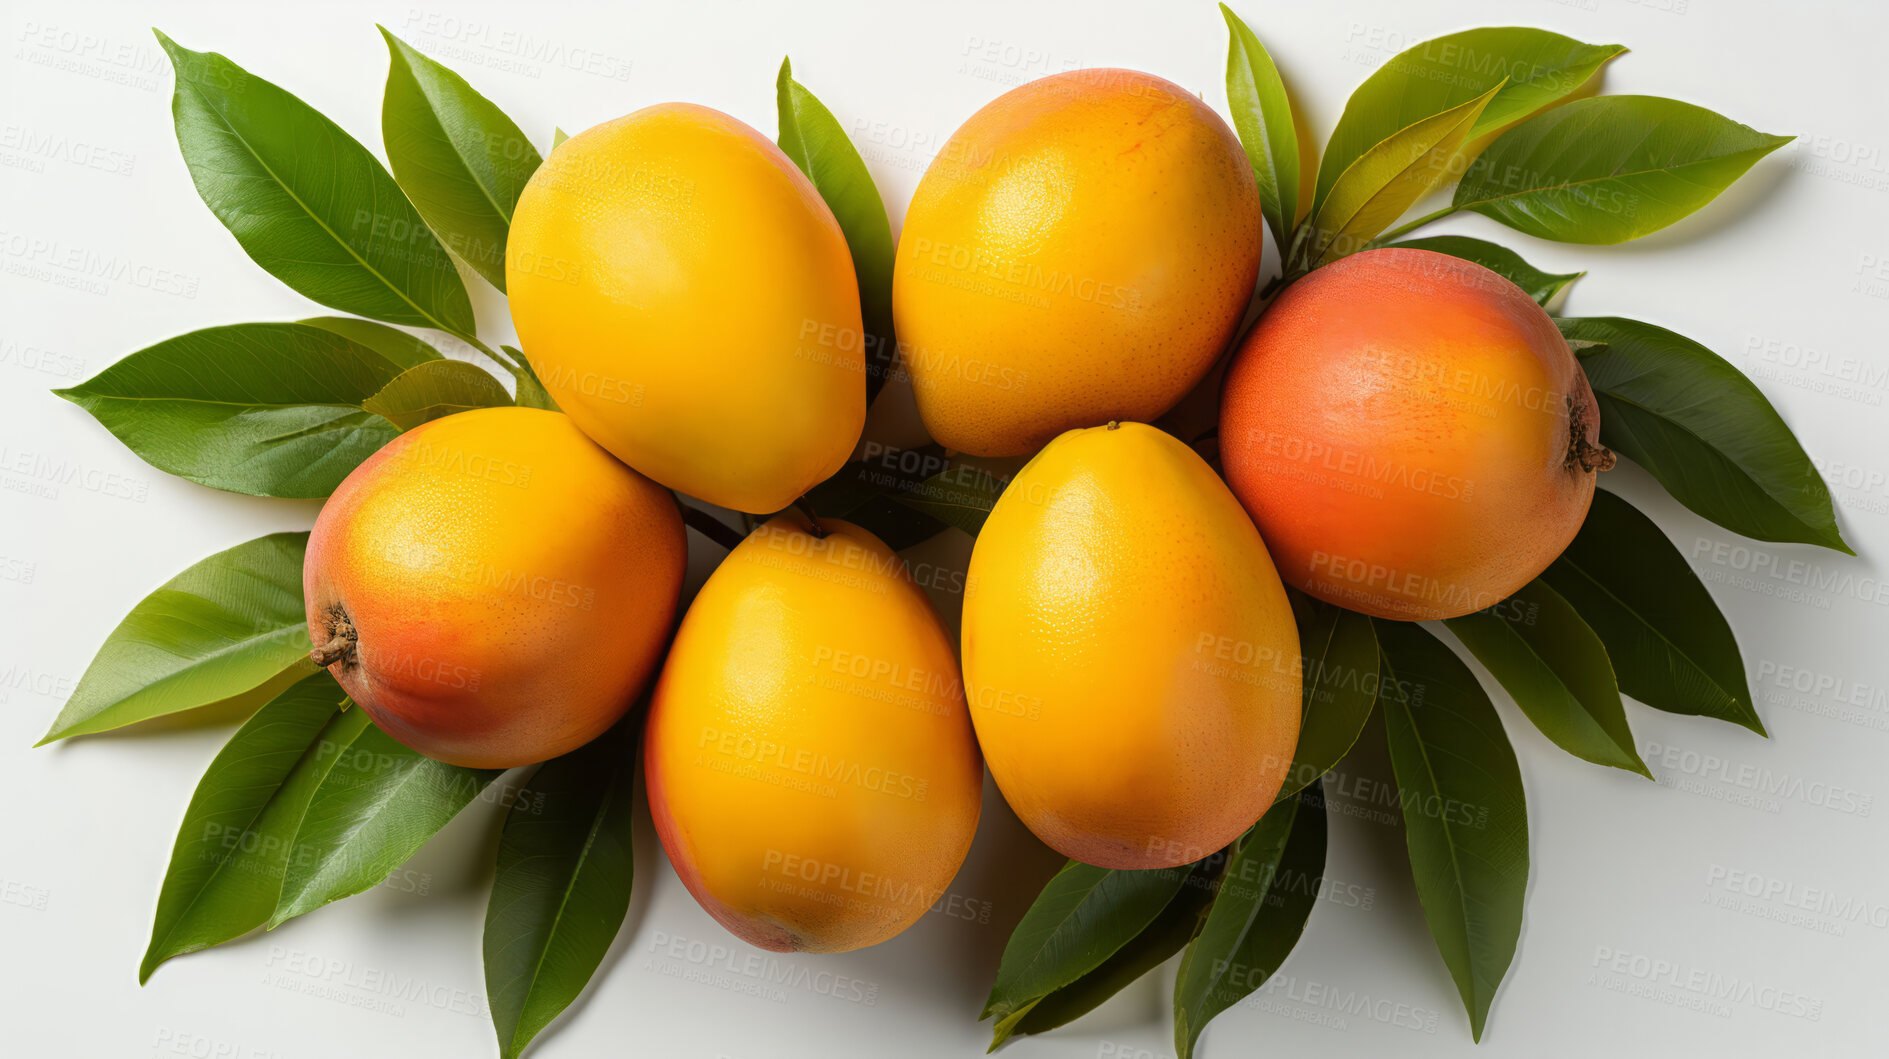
[893,69,1262,457]
[644,516,982,952]
[507,104,865,513]
[962,423,1299,868]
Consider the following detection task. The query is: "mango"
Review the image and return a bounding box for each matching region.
[893,68,1262,457]
[644,516,982,952]
[507,104,865,513]
[304,407,684,768]
[1220,248,1611,620]
[963,423,1300,869]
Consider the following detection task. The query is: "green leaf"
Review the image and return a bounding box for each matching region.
[1560,316,1847,552]
[55,323,404,498]
[776,57,895,402]
[1543,489,1762,734]
[380,28,542,292]
[1173,786,1326,1058]
[300,316,444,369]
[363,359,513,430]
[1375,620,1527,1042]
[39,533,314,744]
[982,860,1193,1024]
[155,31,475,334]
[486,724,637,1059]
[504,345,560,411]
[1453,96,1793,244]
[1446,581,1650,776]
[1305,83,1503,268]
[271,719,500,925]
[551,127,568,149]
[1277,596,1378,802]
[1385,235,1582,306]
[1316,29,1624,209]
[996,869,1215,1046]
[141,673,349,982]
[897,466,1010,537]
[1219,4,1299,250]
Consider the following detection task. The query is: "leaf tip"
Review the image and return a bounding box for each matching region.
[777,55,793,86]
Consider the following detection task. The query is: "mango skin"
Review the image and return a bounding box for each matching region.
[645,517,982,953]
[962,423,1300,869]
[304,408,684,769]
[1219,248,1601,620]
[507,103,865,514]
[892,68,1262,457]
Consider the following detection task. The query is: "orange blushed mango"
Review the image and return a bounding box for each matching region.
[1219,248,1611,621]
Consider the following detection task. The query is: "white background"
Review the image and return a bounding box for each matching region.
[4,0,1886,1056]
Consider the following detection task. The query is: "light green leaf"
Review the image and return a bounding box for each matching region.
[380,28,543,292]
[39,533,314,744]
[364,359,513,430]
[1453,96,1793,244]
[1375,620,1528,1042]
[1220,4,1299,250]
[155,31,475,334]
[1316,28,1624,209]
[56,323,404,497]
[1560,316,1847,551]
[1447,580,1650,776]
[1543,489,1762,734]
[1305,83,1502,267]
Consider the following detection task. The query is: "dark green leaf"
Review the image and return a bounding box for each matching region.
[1543,489,1762,734]
[1560,316,1847,552]
[1453,96,1793,244]
[897,466,1010,537]
[1173,786,1326,1058]
[486,725,637,1059]
[301,316,444,369]
[1375,620,1528,1042]
[271,719,500,925]
[803,448,953,549]
[1305,83,1502,268]
[997,868,1215,1046]
[380,28,542,292]
[1446,581,1650,776]
[776,58,896,402]
[1385,235,1582,306]
[505,345,560,411]
[142,673,349,982]
[1316,29,1623,209]
[1219,4,1299,249]
[39,533,314,744]
[1277,596,1378,802]
[55,323,404,498]
[982,860,1192,1025]
[155,31,475,334]
[363,359,513,430]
